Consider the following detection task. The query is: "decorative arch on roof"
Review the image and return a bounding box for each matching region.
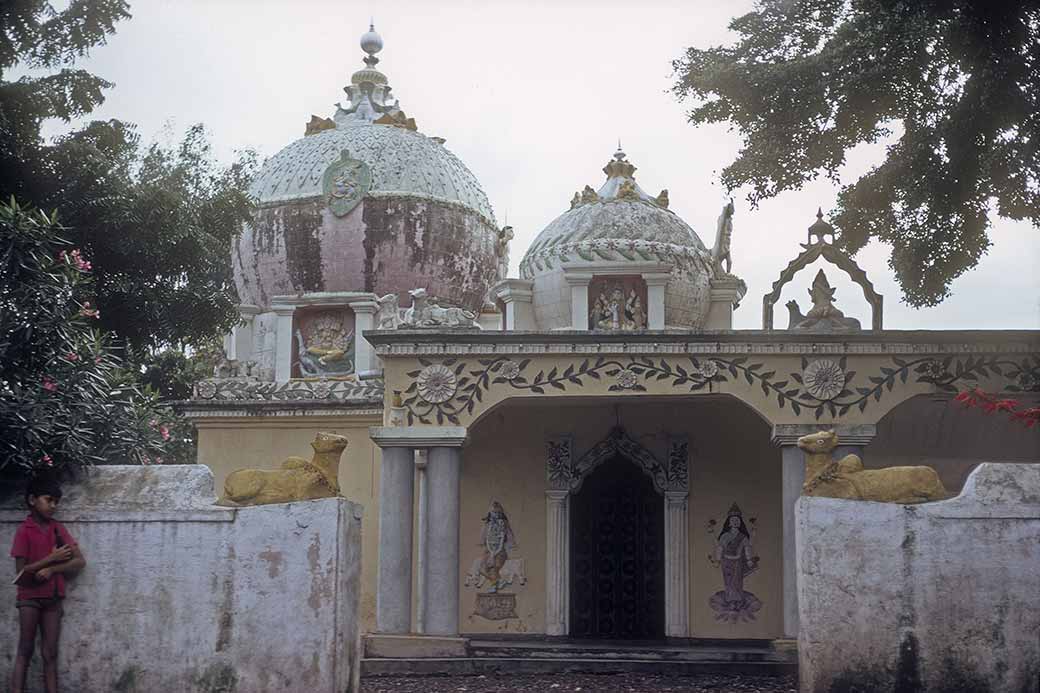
[762,211,884,331]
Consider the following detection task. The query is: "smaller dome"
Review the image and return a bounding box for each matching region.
[520,147,709,279]
[520,147,720,330]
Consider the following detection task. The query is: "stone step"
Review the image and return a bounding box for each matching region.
[362,656,796,677]
[468,639,795,663]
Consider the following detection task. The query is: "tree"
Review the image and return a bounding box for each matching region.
[0,199,171,479]
[673,1,1040,307]
[1,2,256,354]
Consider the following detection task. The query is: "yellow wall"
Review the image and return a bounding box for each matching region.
[195,413,383,631]
[459,396,782,639]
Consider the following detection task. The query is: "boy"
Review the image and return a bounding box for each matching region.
[10,477,86,693]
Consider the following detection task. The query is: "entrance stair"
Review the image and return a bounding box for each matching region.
[361,635,797,677]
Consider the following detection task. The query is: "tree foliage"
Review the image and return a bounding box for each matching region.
[0,199,172,479]
[1,1,256,353]
[673,0,1040,306]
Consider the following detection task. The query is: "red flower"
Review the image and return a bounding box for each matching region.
[42,378,57,392]
[41,454,52,466]
[80,302,100,319]
[159,425,170,441]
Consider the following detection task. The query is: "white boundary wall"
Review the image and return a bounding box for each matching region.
[0,466,362,693]
[797,462,1040,693]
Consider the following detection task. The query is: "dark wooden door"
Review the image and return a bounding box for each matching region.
[570,455,665,639]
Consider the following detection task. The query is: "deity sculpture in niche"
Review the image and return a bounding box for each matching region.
[295,313,355,377]
[465,500,527,623]
[589,277,647,331]
[706,502,763,624]
[786,269,861,331]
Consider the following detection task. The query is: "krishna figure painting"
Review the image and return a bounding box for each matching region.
[707,502,762,623]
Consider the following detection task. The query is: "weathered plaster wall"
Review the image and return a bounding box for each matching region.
[0,466,362,693]
[233,196,498,311]
[796,463,1040,693]
[459,397,782,638]
[195,414,381,632]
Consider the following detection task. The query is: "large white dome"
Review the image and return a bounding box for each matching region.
[250,124,495,224]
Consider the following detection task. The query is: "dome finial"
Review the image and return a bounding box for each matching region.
[360,22,383,67]
[614,139,625,161]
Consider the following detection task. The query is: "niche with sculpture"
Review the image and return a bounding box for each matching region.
[589,275,647,331]
[292,309,356,378]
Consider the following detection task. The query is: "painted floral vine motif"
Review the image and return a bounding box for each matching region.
[399,354,1039,425]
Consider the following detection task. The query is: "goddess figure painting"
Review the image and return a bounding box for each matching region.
[707,502,763,623]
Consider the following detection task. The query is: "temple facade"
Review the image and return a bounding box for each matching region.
[182,25,1040,646]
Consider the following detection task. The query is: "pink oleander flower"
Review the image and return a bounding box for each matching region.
[65,352,79,362]
[71,250,91,272]
[149,419,158,428]
[42,378,57,392]
[159,425,170,441]
[42,454,53,466]
[80,302,100,319]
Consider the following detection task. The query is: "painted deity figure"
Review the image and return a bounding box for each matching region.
[626,289,646,329]
[708,503,762,623]
[296,315,355,377]
[478,501,517,593]
[592,284,629,330]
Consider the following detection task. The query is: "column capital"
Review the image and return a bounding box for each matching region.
[492,279,535,304]
[664,490,689,503]
[238,304,262,318]
[352,301,379,315]
[771,423,876,447]
[563,272,594,287]
[545,488,570,502]
[370,426,468,448]
[642,272,671,287]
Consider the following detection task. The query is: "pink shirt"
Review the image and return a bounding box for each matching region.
[10,515,77,600]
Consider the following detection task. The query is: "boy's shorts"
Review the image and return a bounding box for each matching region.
[15,597,63,615]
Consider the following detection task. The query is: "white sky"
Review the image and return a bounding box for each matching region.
[39,0,1040,329]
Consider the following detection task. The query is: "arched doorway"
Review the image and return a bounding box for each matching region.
[570,454,665,639]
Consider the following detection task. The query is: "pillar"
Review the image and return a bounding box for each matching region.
[228,304,259,362]
[422,446,462,635]
[352,300,378,373]
[644,273,670,330]
[664,490,690,637]
[272,304,295,382]
[375,446,414,633]
[564,272,593,330]
[544,489,570,636]
[414,450,429,634]
[773,423,876,638]
[492,279,535,331]
[705,276,744,330]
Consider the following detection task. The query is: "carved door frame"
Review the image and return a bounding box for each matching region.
[545,428,690,637]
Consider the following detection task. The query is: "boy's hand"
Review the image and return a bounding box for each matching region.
[34,567,52,581]
[47,546,73,564]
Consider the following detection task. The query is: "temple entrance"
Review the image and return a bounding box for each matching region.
[570,455,665,639]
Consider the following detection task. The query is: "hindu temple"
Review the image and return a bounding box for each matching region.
[181,23,1040,669]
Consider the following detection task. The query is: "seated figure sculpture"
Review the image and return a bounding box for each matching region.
[798,430,947,503]
[787,269,861,331]
[216,432,348,506]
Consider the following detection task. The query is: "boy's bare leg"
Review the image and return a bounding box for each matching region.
[11,606,39,693]
[38,606,61,693]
